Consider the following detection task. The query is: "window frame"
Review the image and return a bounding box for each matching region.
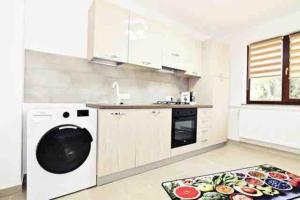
[246,32,300,105]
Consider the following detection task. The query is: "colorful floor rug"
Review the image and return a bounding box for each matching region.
[162,164,300,200]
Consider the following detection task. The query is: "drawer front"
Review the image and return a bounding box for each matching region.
[198,109,212,117]
[198,128,210,137]
[198,109,212,119]
[197,128,211,146]
[198,118,212,128]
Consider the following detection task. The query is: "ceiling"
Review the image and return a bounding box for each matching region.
[108,0,300,38]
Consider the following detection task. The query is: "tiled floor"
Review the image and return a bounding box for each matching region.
[2,142,300,200]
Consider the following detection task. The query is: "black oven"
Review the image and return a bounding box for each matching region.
[171,108,197,148]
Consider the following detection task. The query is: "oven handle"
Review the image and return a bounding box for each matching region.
[173,116,197,120]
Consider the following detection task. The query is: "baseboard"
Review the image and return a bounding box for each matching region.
[97,142,226,186]
[228,139,300,157]
[0,185,22,198]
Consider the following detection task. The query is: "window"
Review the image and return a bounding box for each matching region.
[289,33,300,100]
[247,32,300,105]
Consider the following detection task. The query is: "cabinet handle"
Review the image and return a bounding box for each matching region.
[110,55,119,59]
[171,53,180,57]
[201,130,208,134]
[111,112,124,115]
[201,139,208,143]
[152,111,160,115]
[142,61,151,65]
[192,72,197,75]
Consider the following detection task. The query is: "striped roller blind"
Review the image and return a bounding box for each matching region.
[248,37,283,78]
[289,33,300,78]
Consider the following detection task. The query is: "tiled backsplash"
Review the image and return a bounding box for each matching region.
[24,50,189,104]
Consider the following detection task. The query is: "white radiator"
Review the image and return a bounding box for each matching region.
[239,108,300,149]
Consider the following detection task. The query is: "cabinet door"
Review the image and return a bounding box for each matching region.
[135,109,171,166]
[91,0,129,63]
[211,76,229,144]
[201,40,230,77]
[128,14,163,70]
[162,28,186,70]
[184,39,202,77]
[97,110,135,176]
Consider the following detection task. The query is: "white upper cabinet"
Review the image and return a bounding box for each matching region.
[184,39,202,77]
[88,0,202,73]
[88,0,129,64]
[128,13,163,70]
[162,28,186,71]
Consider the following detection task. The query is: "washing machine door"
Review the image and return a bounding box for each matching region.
[36,124,93,174]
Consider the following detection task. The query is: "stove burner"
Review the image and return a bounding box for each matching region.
[154,101,190,105]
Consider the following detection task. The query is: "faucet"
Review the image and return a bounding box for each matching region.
[112,81,130,104]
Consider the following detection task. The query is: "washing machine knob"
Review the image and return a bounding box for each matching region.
[63,112,70,118]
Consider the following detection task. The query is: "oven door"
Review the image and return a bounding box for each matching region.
[171,115,197,148]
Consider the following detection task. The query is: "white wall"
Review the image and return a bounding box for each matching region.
[225,11,300,144]
[226,11,300,106]
[0,0,24,189]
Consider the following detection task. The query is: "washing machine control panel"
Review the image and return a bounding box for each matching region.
[77,110,89,117]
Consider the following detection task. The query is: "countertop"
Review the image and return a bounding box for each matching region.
[86,103,213,109]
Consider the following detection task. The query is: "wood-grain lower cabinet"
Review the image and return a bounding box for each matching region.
[197,109,213,148]
[98,109,171,176]
[97,110,136,177]
[135,109,171,166]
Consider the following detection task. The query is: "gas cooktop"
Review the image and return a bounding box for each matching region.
[154,101,190,105]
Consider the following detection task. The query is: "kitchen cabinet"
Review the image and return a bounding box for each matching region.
[199,40,230,78]
[95,106,225,184]
[97,106,224,178]
[184,39,202,77]
[197,106,227,148]
[97,110,136,176]
[128,14,163,70]
[88,0,203,73]
[197,128,212,147]
[162,28,187,71]
[197,109,213,147]
[135,109,171,166]
[189,40,230,146]
[210,76,229,144]
[98,108,171,176]
[88,0,129,64]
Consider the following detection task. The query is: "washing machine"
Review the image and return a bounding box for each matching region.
[24,106,97,200]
